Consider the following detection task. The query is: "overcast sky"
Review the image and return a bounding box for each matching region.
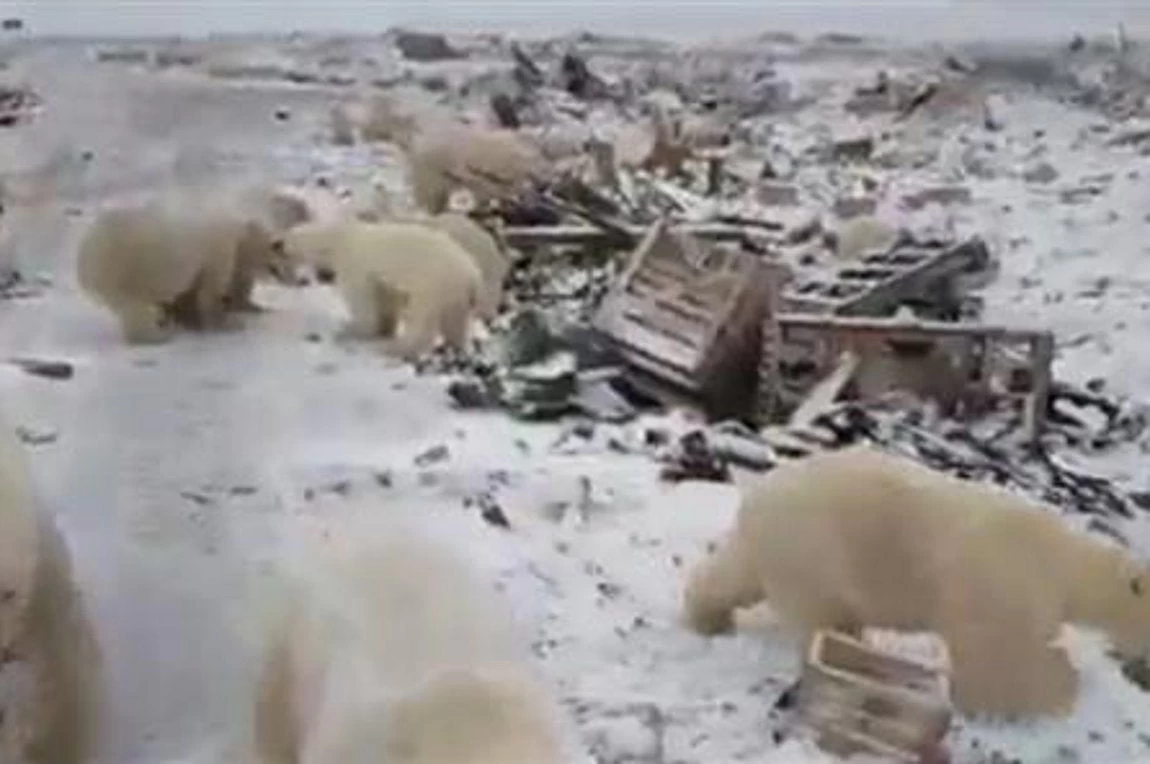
[6,1,1150,42]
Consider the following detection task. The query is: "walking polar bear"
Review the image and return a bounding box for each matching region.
[76,191,297,344]
[278,219,482,361]
[269,181,510,322]
[0,412,102,764]
[357,91,548,214]
[252,520,572,764]
[683,445,1150,718]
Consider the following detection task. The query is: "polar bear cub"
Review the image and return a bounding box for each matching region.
[252,522,570,764]
[683,445,1150,719]
[0,412,102,764]
[279,219,482,361]
[77,194,295,343]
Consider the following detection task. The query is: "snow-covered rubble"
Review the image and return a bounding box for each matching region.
[4,26,1150,764]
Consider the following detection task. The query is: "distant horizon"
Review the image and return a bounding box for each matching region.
[3,2,1150,46]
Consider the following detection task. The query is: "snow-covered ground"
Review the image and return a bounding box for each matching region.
[4,34,1150,764]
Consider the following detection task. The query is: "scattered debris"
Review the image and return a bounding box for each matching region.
[15,426,57,446]
[413,444,450,467]
[775,314,1054,443]
[659,430,731,483]
[393,30,464,62]
[7,357,74,381]
[0,82,40,127]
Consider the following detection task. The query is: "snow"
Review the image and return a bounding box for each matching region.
[4,32,1150,764]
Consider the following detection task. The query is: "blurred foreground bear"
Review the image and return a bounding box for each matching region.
[280,220,482,361]
[77,191,296,344]
[683,445,1150,719]
[252,524,571,764]
[0,413,101,763]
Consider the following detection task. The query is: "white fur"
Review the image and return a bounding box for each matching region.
[683,445,1150,719]
[0,412,101,764]
[404,123,549,214]
[281,219,482,361]
[252,520,568,764]
[76,192,291,343]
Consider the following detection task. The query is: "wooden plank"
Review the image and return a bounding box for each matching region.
[778,313,1049,344]
[788,350,860,428]
[502,222,748,249]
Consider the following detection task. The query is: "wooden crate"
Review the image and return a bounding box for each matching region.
[592,218,781,422]
[771,314,1054,444]
[797,630,951,762]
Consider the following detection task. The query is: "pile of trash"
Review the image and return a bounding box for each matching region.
[340,30,1150,547]
[0,81,39,127]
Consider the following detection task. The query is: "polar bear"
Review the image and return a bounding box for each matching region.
[252,521,570,764]
[404,123,550,214]
[337,185,509,320]
[372,211,508,321]
[77,195,295,343]
[279,220,482,361]
[682,445,1150,719]
[0,413,102,764]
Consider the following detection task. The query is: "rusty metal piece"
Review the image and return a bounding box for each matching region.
[797,630,952,764]
[592,218,780,421]
[783,237,989,317]
[772,313,1053,444]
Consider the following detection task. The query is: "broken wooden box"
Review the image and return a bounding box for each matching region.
[591,218,780,422]
[783,237,990,319]
[769,313,1054,444]
[797,630,951,763]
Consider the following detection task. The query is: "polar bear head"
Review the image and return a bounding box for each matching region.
[237,219,298,285]
[1099,564,1150,662]
[1070,542,1150,662]
[275,220,348,284]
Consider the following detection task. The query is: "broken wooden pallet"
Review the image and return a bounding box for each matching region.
[797,630,952,763]
[771,313,1054,444]
[783,237,989,317]
[591,217,781,421]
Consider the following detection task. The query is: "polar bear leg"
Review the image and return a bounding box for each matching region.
[438,294,472,354]
[683,534,765,636]
[336,279,384,340]
[945,624,1077,717]
[225,265,263,313]
[116,299,173,345]
[939,576,1077,718]
[386,300,440,362]
[191,258,237,331]
[759,582,861,650]
[375,284,406,338]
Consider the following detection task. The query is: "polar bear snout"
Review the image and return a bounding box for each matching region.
[315,266,336,284]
